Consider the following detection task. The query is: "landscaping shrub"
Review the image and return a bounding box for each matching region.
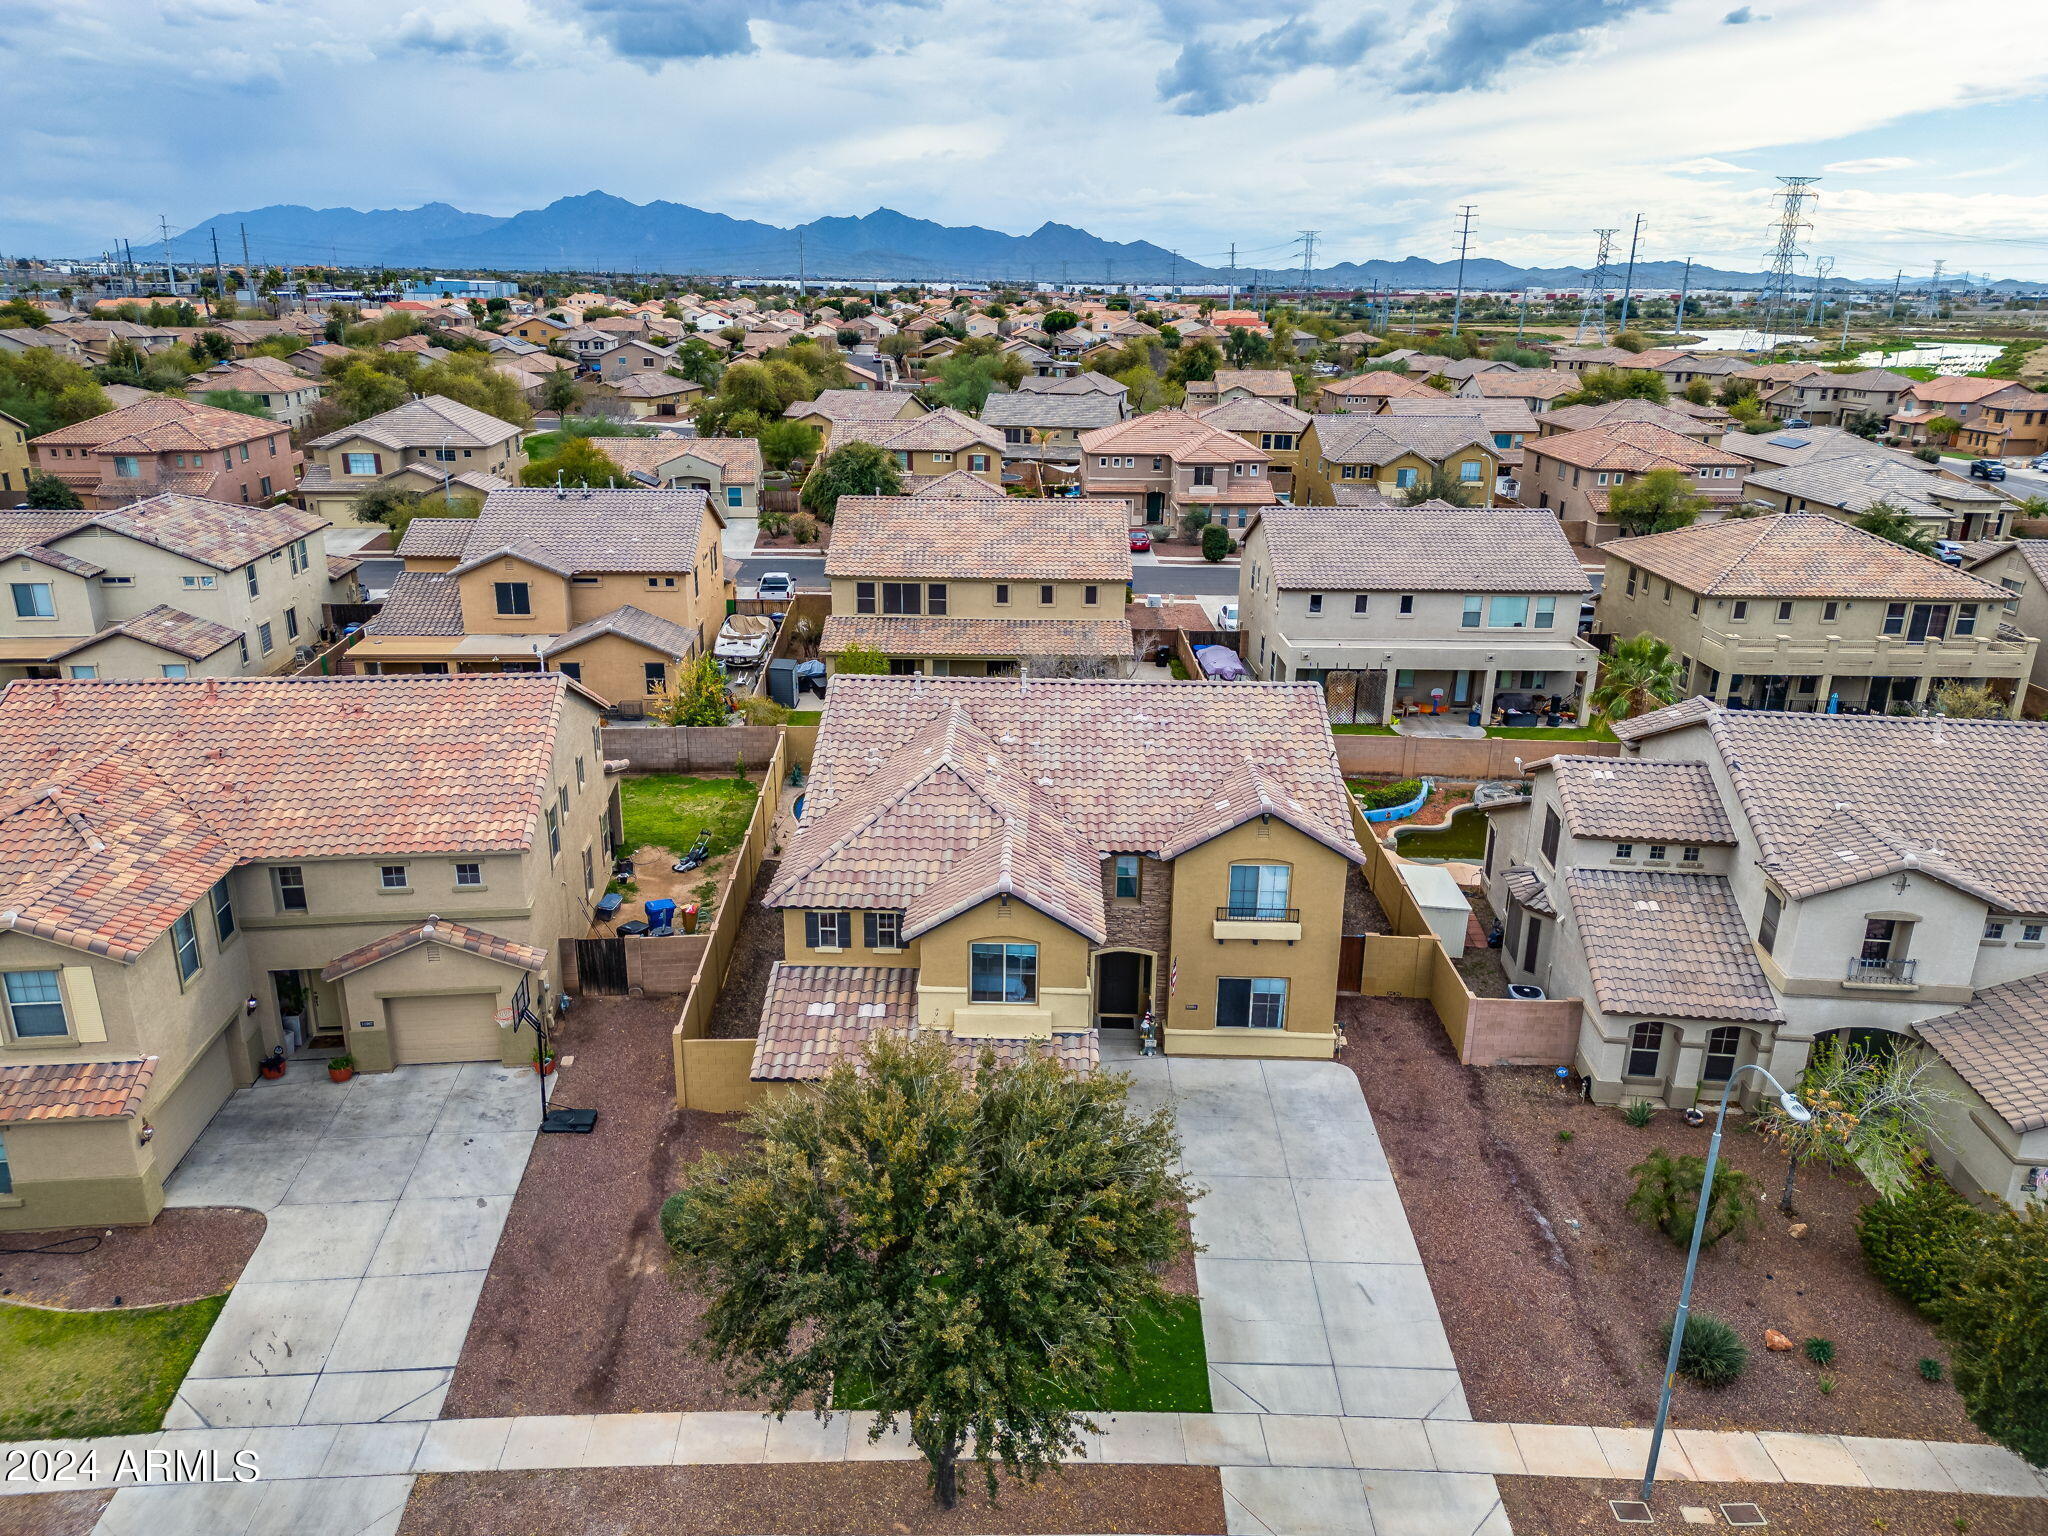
[1662,1312,1748,1387]
[1936,1202,2048,1467]
[1626,1147,1761,1248]
[1201,522,1230,562]
[1857,1174,1988,1312]
[1918,1357,1944,1383]
[1803,1337,1836,1366]
[1355,778,1423,811]
[1622,1099,1657,1128]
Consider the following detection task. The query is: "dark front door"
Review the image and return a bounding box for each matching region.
[1144,491,1165,524]
[1096,952,1151,1027]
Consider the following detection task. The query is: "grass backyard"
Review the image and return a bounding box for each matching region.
[787,710,822,725]
[618,775,759,862]
[1486,721,1617,741]
[0,1294,227,1440]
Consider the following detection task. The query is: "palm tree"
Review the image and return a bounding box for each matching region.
[1590,635,1685,721]
[1852,500,1939,556]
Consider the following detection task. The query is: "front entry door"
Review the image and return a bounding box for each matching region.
[1144,491,1165,524]
[1096,952,1152,1027]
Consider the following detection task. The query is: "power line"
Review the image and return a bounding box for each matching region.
[1573,228,1618,345]
[1449,205,1476,337]
[1616,213,1644,331]
[1806,254,1834,326]
[1757,175,1820,345]
[1297,228,1319,304]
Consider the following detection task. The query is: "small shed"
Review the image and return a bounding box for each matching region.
[1395,861,1473,959]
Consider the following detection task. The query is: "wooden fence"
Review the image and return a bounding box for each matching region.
[1335,733,1619,781]
[1351,799,1580,1067]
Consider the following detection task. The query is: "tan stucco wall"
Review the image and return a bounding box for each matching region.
[782,908,923,968]
[914,899,1092,1039]
[553,630,679,708]
[458,556,573,634]
[332,942,536,1071]
[827,575,1121,622]
[1297,438,1498,507]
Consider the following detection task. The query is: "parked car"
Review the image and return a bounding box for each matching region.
[1783,417,1812,429]
[755,571,794,600]
[1128,528,1152,552]
[1933,539,1968,567]
[1215,603,1239,631]
[1970,459,2007,480]
[2028,454,2048,472]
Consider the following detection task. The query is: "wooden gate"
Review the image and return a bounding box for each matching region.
[1339,934,1366,994]
[575,938,629,995]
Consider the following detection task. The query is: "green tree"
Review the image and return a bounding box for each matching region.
[329,360,411,424]
[674,337,724,387]
[924,349,1024,412]
[1612,329,1653,353]
[1489,343,1547,368]
[415,352,533,427]
[1399,464,1482,508]
[832,642,891,675]
[757,419,821,471]
[1756,1036,1952,1214]
[1166,339,1223,385]
[1201,522,1230,562]
[194,330,235,363]
[0,348,111,435]
[1589,634,1684,720]
[1936,1203,2048,1467]
[802,441,902,520]
[540,370,581,418]
[1683,378,1715,406]
[199,389,273,419]
[353,485,481,539]
[1851,499,1939,555]
[1224,328,1273,368]
[521,435,627,488]
[652,653,732,726]
[22,471,82,510]
[1561,366,1667,406]
[1114,365,1181,414]
[1040,309,1080,336]
[1608,467,1706,535]
[0,298,50,327]
[1931,681,2010,719]
[1922,414,1962,443]
[662,1036,1192,1508]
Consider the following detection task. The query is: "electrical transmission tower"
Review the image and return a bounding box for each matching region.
[1573,228,1618,345]
[1449,205,1476,336]
[1297,229,1319,302]
[1805,255,1834,326]
[1755,175,1819,346]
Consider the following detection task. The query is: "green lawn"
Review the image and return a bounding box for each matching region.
[1331,724,1397,735]
[833,1296,1209,1414]
[0,1294,227,1441]
[618,774,760,860]
[787,710,822,725]
[1486,721,1617,742]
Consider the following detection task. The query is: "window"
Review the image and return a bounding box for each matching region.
[494,582,532,617]
[726,485,743,508]
[1461,595,1482,628]
[1626,1021,1666,1079]
[1540,807,1561,865]
[1489,595,1531,628]
[929,584,949,614]
[246,565,260,598]
[969,454,989,473]
[1647,845,1668,862]
[2025,924,2045,943]
[113,455,141,478]
[1113,855,1141,900]
[1822,601,1839,622]
[343,452,380,476]
[380,865,409,890]
[456,863,483,887]
[1776,601,1793,623]
[1681,846,1701,864]
[1459,459,1483,482]
[209,878,236,944]
[10,583,53,618]
[1625,569,1637,597]
[257,622,273,654]
[1731,600,1748,621]
[881,582,922,615]
[3,970,68,1038]
[1353,595,1368,615]
[643,662,666,694]
[1984,921,2007,941]
[855,581,876,614]
[1192,465,1216,487]
[1039,584,1054,606]
[1398,594,1414,616]
[172,911,201,982]
[1956,604,1978,636]
[1702,1026,1743,1085]
[0,1131,9,1194]
[582,845,595,891]
[1308,594,1323,615]
[183,575,217,589]
[545,805,561,858]
[1615,843,1634,859]
[864,910,904,949]
[971,942,1038,1003]
[1226,863,1291,919]
[1217,976,1287,1029]
[1083,585,1098,606]
[1757,889,1782,953]
[805,911,849,948]
[556,661,581,681]
[67,665,96,679]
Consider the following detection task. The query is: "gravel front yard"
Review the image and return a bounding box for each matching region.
[1496,1477,2048,1536]
[1342,993,1983,1443]
[0,1208,262,1310]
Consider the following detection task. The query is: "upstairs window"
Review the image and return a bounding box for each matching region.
[495,582,532,617]
[3,970,68,1038]
[275,865,307,912]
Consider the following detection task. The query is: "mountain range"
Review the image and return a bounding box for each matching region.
[131,192,2032,291]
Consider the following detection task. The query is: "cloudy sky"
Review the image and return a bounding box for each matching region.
[6,0,2048,278]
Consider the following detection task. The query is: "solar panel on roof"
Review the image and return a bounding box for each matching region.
[1768,434,1810,448]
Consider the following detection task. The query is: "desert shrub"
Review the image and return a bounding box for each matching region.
[1201,522,1230,562]
[787,511,821,545]
[1803,1337,1836,1366]
[1937,1202,2048,1466]
[1662,1312,1748,1387]
[758,506,789,537]
[1857,1175,1988,1312]
[735,697,791,725]
[1355,778,1423,810]
[1918,1357,1944,1382]
[1626,1147,1761,1248]
[1622,1099,1657,1128]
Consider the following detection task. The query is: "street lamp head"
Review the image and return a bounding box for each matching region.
[1777,1090,1812,1123]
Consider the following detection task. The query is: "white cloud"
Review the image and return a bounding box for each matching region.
[1822,156,1921,174]
[1668,157,1750,174]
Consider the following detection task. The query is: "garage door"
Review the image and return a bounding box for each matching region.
[387,993,502,1065]
[149,1028,236,1179]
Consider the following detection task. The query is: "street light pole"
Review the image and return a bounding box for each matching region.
[1640,1063,1810,1501]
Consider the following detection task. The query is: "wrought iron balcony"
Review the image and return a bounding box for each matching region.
[1845,956,1916,986]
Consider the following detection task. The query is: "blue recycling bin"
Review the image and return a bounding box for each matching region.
[644,898,677,930]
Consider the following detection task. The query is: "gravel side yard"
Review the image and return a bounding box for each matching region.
[400,1464,1225,1535]
[1342,993,1982,1443]
[0,1208,263,1309]
[704,858,782,1040]
[1497,1477,2048,1536]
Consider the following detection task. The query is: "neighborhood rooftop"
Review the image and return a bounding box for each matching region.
[1251,504,1590,592]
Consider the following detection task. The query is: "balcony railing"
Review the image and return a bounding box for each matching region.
[1217,905,1300,923]
[1846,956,1917,985]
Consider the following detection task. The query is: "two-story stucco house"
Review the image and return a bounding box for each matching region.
[820,490,1133,677]
[1077,410,1275,531]
[979,390,1125,488]
[184,356,325,429]
[1481,702,2048,1206]
[1524,421,1750,547]
[1240,504,1598,723]
[748,674,1365,1085]
[1457,369,1581,414]
[1743,455,2013,543]
[0,495,334,683]
[1294,414,1501,507]
[0,673,616,1231]
[31,397,300,511]
[0,408,28,499]
[590,436,764,527]
[1196,397,1312,500]
[299,396,527,526]
[783,388,925,451]
[1761,368,1915,429]
[1962,539,2048,710]
[1183,368,1298,410]
[351,487,727,710]
[829,407,1004,491]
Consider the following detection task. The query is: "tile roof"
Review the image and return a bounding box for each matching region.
[1901,375,2012,404]
[1016,371,1127,397]
[1499,865,1554,917]
[543,603,701,659]
[0,512,99,561]
[787,388,922,424]
[1607,695,1716,743]
[904,470,1008,499]
[1605,513,2008,599]
[1250,503,1589,593]
[66,493,328,571]
[1539,400,1722,439]
[32,395,279,451]
[0,1057,157,1124]
[1561,868,1783,1023]
[663,436,763,486]
[306,395,522,451]
[749,964,1098,1081]
[1743,455,2005,516]
[834,407,1003,454]
[322,916,548,981]
[978,391,1125,430]
[1078,409,1269,462]
[608,372,696,398]
[50,604,243,663]
[1529,421,1748,473]
[1209,369,1297,397]
[1307,413,1494,465]
[190,359,321,396]
[395,517,483,559]
[1542,756,1735,843]
[826,494,1132,582]
[1915,972,2048,1132]
[1320,371,1444,401]
[820,614,1134,660]
[1196,396,1312,432]
[432,486,716,575]
[0,674,581,960]
[1716,425,1916,470]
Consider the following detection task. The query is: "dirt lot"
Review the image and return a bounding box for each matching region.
[443,994,768,1418]
[1343,993,1983,1443]
[704,858,782,1040]
[1497,1477,2048,1536]
[400,1463,1225,1536]
[0,1209,264,1310]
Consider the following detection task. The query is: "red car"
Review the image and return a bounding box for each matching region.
[1129,529,1152,552]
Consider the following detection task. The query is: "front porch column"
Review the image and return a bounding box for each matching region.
[1667,1029,1707,1109]
[1477,668,1499,726]
[1815,673,1835,714]
[1574,670,1593,726]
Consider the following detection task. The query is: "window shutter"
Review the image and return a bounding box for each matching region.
[863,912,880,948]
[370,453,383,474]
[805,911,822,947]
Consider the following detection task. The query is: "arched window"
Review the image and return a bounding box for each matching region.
[1626,1021,1666,1080]
[1702,1026,1743,1084]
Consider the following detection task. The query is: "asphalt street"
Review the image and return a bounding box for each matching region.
[732,554,1241,596]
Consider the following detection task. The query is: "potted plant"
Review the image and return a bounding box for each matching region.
[258,1046,288,1080]
[534,1045,556,1077]
[328,1055,356,1084]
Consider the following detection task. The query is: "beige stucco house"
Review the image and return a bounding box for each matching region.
[1294,414,1500,507]
[1077,409,1275,530]
[1523,421,1749,547]
[0,673,615,1231]
[301,396,527,526]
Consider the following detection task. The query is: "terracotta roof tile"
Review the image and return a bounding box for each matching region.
[1607,513,2008,599]
[50,604,242,663]
[76,493,327,571]
[819,614,1134,660]
[322,916,548,981]
[1500,865,1554,916]
[306,395,522,451]
[1562,868,1783,1022]
[1530,421,1749,473]
[544,603,701,659]
[1251,504,1589,592]
[787,389,924,424]
[1916,972,2048,1132]
[1308,413,1494,466]
[1542,756,1735,843]
[1078,409,1267,463]
[32,396,279,451]
[0,1057,156,1123]
[826,494,1132,582]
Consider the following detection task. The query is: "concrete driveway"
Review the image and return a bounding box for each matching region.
[160,1060,541,1434]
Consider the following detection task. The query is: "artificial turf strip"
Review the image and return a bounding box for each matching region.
[834,1296,1210,1415]
[617,774,760,861]
[0,1293,228,1441]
